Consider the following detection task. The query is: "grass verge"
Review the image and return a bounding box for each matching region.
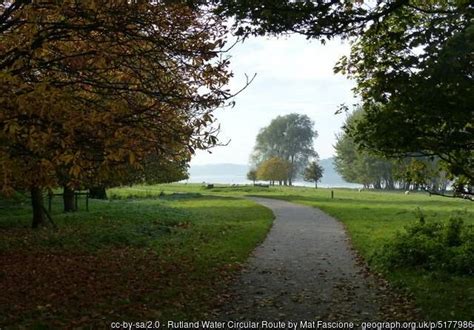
[0,193,273,328]
[111,183,474,320]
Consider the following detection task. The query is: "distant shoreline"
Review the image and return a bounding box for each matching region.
[182,175,362,189]
[188,159,362,189]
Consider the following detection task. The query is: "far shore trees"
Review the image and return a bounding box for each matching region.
[0,2,234,227]
[251,113,318,185]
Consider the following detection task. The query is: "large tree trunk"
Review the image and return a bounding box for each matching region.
[31,187,46,229]
[63,186,76,212]
[315,182,318,189]
[89,186,107,199]
[289,156,295,186]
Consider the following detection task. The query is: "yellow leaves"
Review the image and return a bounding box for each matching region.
[106,152,123,163]
[257,157,292,182]
[3,120,20,136]
[1,1,232,194]
[129,152,136,165]
[60,154,75,165]
[69,164,81,178]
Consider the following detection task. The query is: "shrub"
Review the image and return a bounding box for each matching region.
[373,211,474,275]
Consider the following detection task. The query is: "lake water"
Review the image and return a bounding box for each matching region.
[184,174,362,189]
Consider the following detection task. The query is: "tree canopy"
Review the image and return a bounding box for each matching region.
[247,168,257,184]
[0,1,234,226]
[335,108,450,192]
[335,1,473,190]
[213,0,411,39]
[251,113,317,185]
[215,0,473,196]
[303,161,324,188]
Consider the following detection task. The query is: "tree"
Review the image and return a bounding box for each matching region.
[256,157,290,185]
[335,109,396,189]
[247,169,257,185]
[251,113,317,185]
[213,0,473,197]
[213,0,411,39]
[304,161,324,188]
[86,153,190,200]
[336,144,398,190]
[336,3,473,196]
[122,152,190,187]
[0,1,234,227]
[336,108,452,192]
[393,158,450,193]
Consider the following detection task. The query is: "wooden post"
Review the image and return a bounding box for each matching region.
[331,190,334,199]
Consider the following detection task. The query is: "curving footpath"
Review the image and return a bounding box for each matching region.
[218,197,417,322]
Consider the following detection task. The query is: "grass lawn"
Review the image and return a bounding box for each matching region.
[269,188,474,320]
[0,192,273,328]
[1,184,472,325]
[110,183,474,320]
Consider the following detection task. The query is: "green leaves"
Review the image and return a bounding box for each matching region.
[251,113,318,182]
[303,161,324,187]
[218,0,473,186]
[336,2,473,189]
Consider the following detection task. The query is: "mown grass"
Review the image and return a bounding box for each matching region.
[110,183,474,320]
[0,192,273,327]
[269,189,474,320]
[2,184,472,323]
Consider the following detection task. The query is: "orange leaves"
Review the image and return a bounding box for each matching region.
[128,152,136,165]
[3,120,20,136]
[0,249,167,327]
[1,1,233,193]
[59,154,74,165]
[69,164,81,178]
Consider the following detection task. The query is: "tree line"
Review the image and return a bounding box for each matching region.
[2,0,472,229]
[335,109,451,192]
[216,0,472,197]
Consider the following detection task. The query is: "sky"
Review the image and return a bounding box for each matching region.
[191,34,357,166]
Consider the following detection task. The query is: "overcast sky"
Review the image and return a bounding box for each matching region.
[191,34,357,166]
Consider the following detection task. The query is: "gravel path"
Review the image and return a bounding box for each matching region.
[218,197,413,322]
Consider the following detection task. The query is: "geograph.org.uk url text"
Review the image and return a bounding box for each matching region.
[110,320,474,330]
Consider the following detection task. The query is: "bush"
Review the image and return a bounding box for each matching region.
[373,211,474,275]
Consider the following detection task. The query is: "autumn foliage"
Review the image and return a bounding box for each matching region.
[0,1,233,226]
[256,157,291,185]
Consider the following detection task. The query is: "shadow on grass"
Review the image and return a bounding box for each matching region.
[110,192,241,203]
